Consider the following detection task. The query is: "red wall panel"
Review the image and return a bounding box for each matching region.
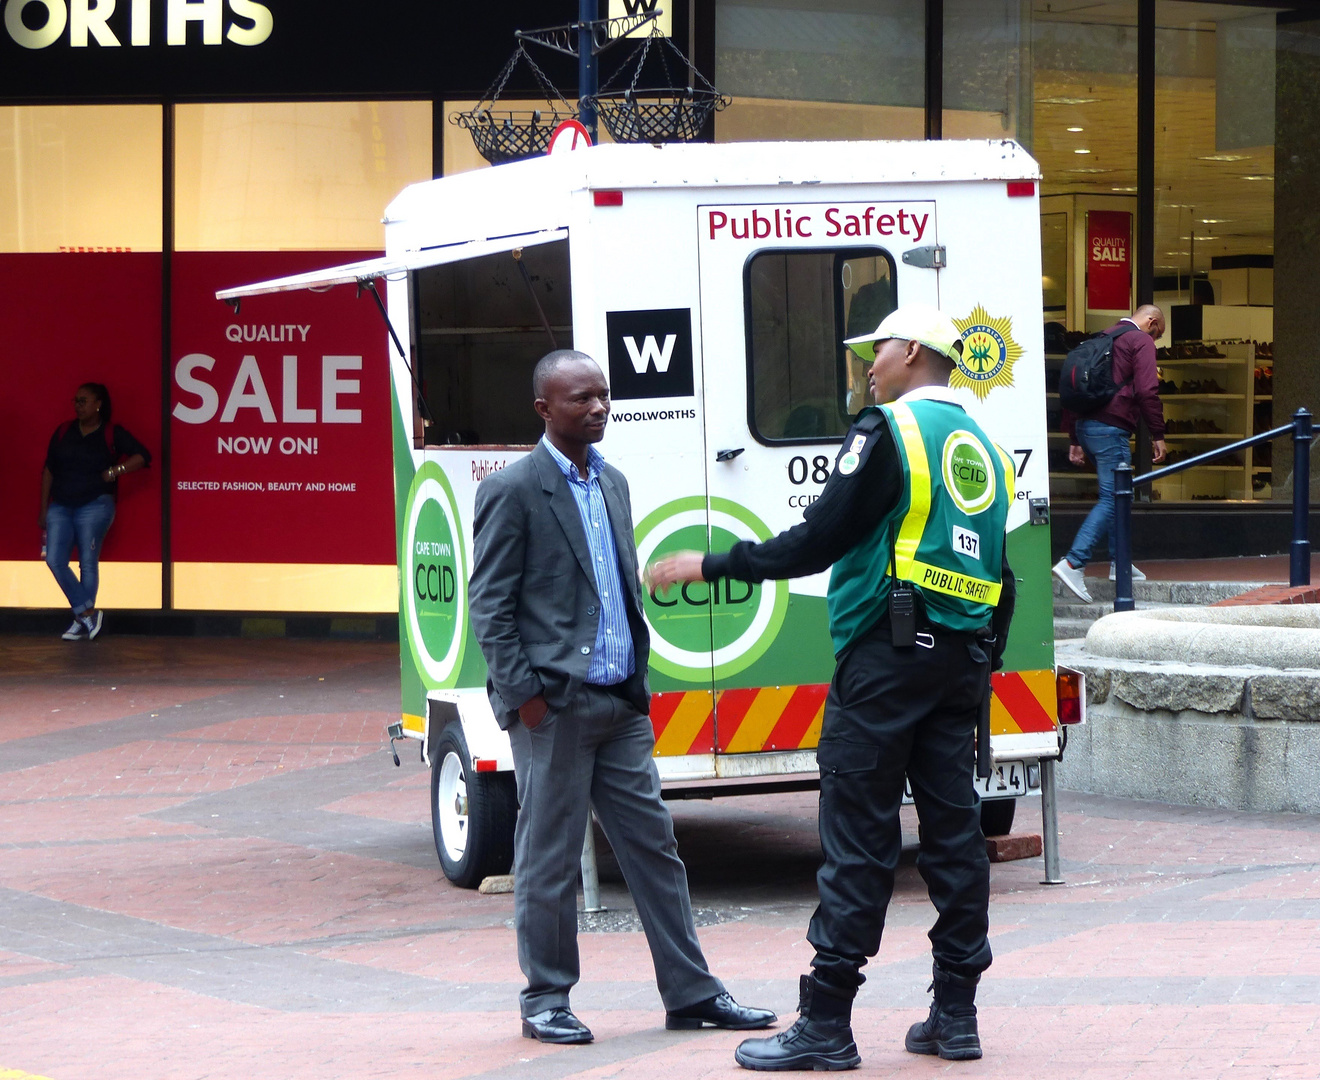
[1,253,163,563]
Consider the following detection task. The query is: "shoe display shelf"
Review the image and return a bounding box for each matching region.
[1044,341,1269,503]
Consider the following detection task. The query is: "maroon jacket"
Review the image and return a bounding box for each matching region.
[1064,320,1166,443]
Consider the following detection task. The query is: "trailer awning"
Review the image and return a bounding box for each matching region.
[214,227,568,301]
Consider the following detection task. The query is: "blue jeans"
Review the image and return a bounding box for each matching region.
[1066,420,1132,569]
[45,495,116,615]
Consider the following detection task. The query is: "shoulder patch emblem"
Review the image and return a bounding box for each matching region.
[838,451,861,476]
[849,434,867,454]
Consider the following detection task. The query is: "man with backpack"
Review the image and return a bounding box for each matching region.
[1052,304,1167,604]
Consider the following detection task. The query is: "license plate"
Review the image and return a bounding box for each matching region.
[901,760,1026,803]
[975,760,1025,799]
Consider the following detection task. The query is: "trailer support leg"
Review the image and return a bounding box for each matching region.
[580,816,604,913]
[1040,757,1064,885]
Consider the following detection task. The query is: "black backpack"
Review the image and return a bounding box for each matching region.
[1057,324,1142,413]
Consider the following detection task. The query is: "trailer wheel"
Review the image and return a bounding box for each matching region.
[980,798,1016,837]
[430,725,517,888]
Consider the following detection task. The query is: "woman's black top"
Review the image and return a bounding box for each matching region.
[45,422,152,508]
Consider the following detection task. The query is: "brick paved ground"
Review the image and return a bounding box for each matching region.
[3,634,1320,1080]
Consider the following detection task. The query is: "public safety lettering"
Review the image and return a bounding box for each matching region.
[707,205,930,243]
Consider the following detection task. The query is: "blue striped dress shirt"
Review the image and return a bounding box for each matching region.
[541,437,636,685]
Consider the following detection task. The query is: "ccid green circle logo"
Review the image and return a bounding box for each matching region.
[402,462,467,689]
[635,497,789,682]
[941,431,996,515]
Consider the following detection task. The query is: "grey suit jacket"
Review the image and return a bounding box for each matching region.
[468,440,652,731]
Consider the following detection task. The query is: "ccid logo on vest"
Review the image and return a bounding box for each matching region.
[635,497,788,682]
[941,431,997,516]
[402,462,468,689]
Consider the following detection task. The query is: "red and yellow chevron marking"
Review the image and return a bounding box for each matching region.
[989,669,1059,734]
[649,669,1057,756]
[650,684,827,757]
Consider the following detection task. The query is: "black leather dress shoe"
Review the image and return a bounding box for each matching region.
[666,991,778,1030]
[521,1007,593,1044]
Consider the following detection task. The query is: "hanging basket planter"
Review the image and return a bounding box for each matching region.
[450,45,576,166]
[584,32,730,144]
[591,87,729,144]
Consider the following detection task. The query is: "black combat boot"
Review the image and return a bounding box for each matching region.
[904,963,982,1061]
[734,974,861,1071]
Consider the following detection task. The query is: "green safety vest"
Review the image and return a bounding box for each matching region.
[826,397,1013,654]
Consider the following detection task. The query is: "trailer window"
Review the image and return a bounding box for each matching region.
[413,239,571,447]
[745,248,895,444]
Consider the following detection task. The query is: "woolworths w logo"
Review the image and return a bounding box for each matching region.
[606,308,694,399]
[624,334,677,374]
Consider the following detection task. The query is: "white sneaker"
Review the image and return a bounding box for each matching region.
[1109,563,1147,581]
[61,619,87,641]
[1052,558,1093,603]
[80,610,104,641]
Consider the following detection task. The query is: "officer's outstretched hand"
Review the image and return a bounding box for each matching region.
[645,551,706,596]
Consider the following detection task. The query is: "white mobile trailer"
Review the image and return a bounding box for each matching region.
[221,139,1075,888]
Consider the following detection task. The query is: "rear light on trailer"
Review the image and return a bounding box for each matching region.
[1056,669,1083,725]
[1006,181,1035,197]
[593,190,624,206]
[473,758,498,773]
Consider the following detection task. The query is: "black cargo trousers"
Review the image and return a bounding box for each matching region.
[806,616,994,994]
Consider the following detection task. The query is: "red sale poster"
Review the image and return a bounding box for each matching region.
[169,251,396,611]
[1087,210,1132,311]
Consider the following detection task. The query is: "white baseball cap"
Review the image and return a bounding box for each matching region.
[843,303,965,364]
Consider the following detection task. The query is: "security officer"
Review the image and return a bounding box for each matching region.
[647,304,1016,1069]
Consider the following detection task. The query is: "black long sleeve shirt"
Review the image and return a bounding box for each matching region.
[701,409,1016,654]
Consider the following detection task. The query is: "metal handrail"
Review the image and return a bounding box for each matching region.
[1112,408,1314,612]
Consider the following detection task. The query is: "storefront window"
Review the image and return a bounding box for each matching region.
[1030,4,1138,502]
[943,0,1028,142]
[0,105,164,610]
[0,105,162,252]
[169,100,432,613]
[714,1,924,142]
[174,101,432,251]
[1155,2,1276,501]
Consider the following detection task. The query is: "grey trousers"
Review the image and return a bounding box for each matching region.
[507,683,724,1017]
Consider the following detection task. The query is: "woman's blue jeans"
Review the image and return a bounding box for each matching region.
[1065,420,1133,569]
[45,495,116,615]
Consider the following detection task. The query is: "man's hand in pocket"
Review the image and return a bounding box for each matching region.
[518,694,550,730]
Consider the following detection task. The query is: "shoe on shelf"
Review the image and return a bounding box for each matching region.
[521,1006,593,1044]
[1052,558,1092,603]
[61,619,87,641]
[667,991,777,1030]
[1110,563,1147,582]
[79,610,104,641]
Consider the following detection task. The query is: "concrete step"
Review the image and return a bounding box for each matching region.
[1054,601,1111,620]
[1053,617,1094,641]
[1052,598,1186,620]
[1050,577,1263,605]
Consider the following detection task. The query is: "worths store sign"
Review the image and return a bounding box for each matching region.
[3,0,272,49]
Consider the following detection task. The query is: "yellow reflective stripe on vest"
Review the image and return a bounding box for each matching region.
[908,559,1002,605]
[886,400,1003,607]
[885,402,930,579]
[995,444,1017,502]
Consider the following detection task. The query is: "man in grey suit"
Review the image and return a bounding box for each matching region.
[469,349,776,1045]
